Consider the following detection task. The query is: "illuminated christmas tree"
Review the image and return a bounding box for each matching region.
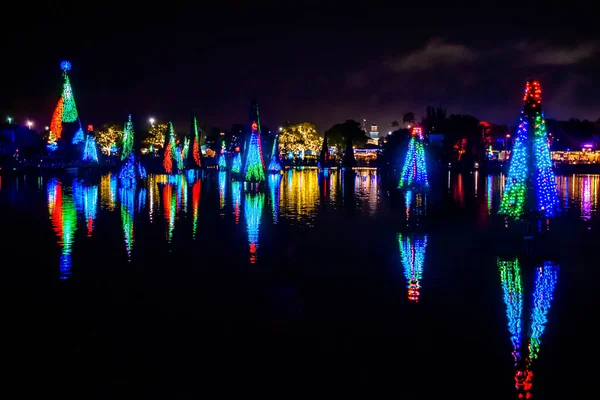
[218,140,227,170]
[499,81,559,218]
[186,116,202,168]
[72,118,85,144]
[121,114,134,161]
[82,125,99,163]
[267,135,282,172]
[243,100,266,182]
[231,151,242,174]
[163,122,178,174]
[47,61,80,151]
[398,126,429,189]
[182,136,190,166]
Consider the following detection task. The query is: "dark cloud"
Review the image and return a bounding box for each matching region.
[528,42,598,66]
[391,38,477,71]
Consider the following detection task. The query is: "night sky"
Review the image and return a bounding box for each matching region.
[4,4,600,134]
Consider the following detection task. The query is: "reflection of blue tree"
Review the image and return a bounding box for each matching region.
[397,233,427,302]
[268,174,281,223]
[245,192,265,264]
[497,258,559,398]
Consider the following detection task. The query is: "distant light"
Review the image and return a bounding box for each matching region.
[506,134,511,138]
[583,144,593,148]
[278,127,282,132]
[6,116,12,124]
[45,126,49,130]
[149,117,155,126]
[26,121,33,129]
[407,124,411,128]
[388,131,392,135]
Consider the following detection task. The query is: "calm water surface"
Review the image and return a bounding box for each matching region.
[2,169,599,398]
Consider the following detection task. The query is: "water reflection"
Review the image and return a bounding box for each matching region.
[245,191,265,264]
[163,180,176,243]
[47,178,77,280]
[100,172,117,211]
[192,179,201,238]
[268,174,281,224]
[219,171,227,216]
[73,180,98,237]
[280,169,319,226]
[498,257,559,398]
[398,233,427,302]
[354,169,379,215]
[119,185,136,261]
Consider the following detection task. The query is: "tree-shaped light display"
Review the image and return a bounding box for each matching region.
[163,122,178,174]
[218,140,227,170]
[232,152,242,174]
[47,61,80,151]
[398,126,429,189]
[121,114,134,161]
[72,118,85,144]
[244,115,266,183]
[268,135,282,172]
[189,116,202,168]
[499,81,559,218]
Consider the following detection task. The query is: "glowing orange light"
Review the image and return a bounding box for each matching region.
[87,125,93,131]
[50,97,64,140]
[251,122,258,131]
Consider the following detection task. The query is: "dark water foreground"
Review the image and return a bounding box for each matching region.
[1,169,599,398]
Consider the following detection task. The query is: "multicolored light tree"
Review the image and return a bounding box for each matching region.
[398,233,428,302]
[398,126,429,189]
[497,257,559,398]
[119,115,147,182]
[163,122,178,174]
[231,152,242,174]
[47,178,77,280]
[186,116,202,168]
[83,134,99,163]
[499,81,559,218]
[243,101,266,182]
[218,140,227,170]
[268,135,282,172]
[47,61,80,151]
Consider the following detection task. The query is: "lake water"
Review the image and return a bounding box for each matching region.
[1,168,599,398]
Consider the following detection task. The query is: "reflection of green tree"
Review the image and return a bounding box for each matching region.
[279,122,323,155]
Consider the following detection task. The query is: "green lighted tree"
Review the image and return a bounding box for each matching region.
[121,114,134,160]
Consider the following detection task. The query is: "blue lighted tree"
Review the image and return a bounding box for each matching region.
[499,80,559,218]
[244,100,266,182]
[398,126,429,189]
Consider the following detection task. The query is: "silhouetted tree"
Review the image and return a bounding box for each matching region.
[324,119,369,150]
[402,112,416,125]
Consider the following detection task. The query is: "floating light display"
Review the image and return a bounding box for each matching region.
[231,152,242,174]
[499,81,559,218]
[163,182,176,243]
[398,126,429,189]
[82,135,98,163]
[72,118,85,144]
[61,73,78,123]
[268,135,282,172]
[163,122,179,174]
[121,114,134,161]
[398,233,427,302]
[244,120,266,182]
[191,116,201,167]
[245,192,265,264]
